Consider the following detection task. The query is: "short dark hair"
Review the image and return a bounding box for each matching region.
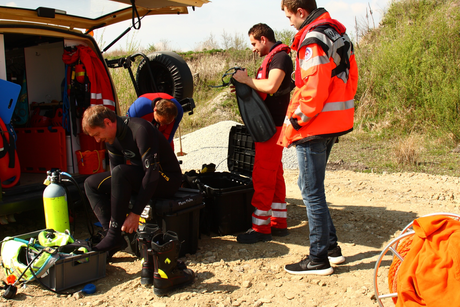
[82,105,117,133]
[154,99,178,122]
[281,0,317,13]
[248,23,276,43]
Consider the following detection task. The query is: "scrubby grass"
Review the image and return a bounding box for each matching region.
[178,29,296,134]
[105,28,296,123]
[109,66,138,115]
[103,0,460,177]
[346,0,460,176]
[106,47,259,129]
[329,130,460,177]
[355,0,460,142]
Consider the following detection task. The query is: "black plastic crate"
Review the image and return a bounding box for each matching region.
[5,230,106,292]
[197,172,254,235]
[186,125,255,236]
[41,251,106,292]
[227,125,255,178]
[140,188,204,257]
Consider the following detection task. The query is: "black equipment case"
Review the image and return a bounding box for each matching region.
[185,125,255,236]
[140,187,204,257]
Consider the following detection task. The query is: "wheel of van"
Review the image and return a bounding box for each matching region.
[136,51,193,101]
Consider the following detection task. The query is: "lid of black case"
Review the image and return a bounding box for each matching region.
[227,125,255,178]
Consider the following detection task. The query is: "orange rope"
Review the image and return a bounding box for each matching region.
[388,235,414,304]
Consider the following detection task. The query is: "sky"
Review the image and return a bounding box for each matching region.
[1,0,392,52]
[93,0,393,52]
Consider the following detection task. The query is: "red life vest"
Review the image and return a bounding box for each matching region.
[255,43,291,100]
[136,92,175,123]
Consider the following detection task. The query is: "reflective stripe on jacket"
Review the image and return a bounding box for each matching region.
[277,12,358,148]
[255,43,291,100]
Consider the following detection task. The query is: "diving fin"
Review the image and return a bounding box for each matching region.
[231,78,276,143]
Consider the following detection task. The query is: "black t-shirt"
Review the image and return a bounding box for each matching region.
[263,45,294,126]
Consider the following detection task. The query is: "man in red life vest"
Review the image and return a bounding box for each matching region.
[279,0,358,275]
[127,93,183,151]
[232,23,293,244]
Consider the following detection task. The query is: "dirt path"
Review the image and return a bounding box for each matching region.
[1,169,459,307]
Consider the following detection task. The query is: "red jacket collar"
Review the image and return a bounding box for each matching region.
[291,12,332,51]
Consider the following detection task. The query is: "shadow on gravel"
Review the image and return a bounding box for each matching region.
[329,204,418,249]
[197,280,240,294]
[193,234,291,263]
[93,265,139,292]
[109,255,138,263]
[283,199,418,250]
[343,250,382,264]
[333,258,392,275]
[195,272,240,293]
[329,250,392,275]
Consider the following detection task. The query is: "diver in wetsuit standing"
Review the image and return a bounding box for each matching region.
[82,105,194,294]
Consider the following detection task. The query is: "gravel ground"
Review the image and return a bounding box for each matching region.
[174,120,299,172]
[2,122,460,306]
[3,169,460,306]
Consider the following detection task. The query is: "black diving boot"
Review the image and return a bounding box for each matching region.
[138,224,161,286]
[93,220,126,262]
[151,231,195,296]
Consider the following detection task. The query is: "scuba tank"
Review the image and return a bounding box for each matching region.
[43,170,69,232]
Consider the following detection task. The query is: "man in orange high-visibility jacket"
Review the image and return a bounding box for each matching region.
[232,23,293,244]
[280,0,358,276]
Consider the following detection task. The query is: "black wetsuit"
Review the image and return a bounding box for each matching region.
[84,116,182,232]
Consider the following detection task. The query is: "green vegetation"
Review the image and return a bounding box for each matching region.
[106,28,295,119]
[355,0,460,141]
[105,0,460,177]
[347,0,460,176]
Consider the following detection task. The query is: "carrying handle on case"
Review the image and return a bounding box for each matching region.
[192,178,208,194]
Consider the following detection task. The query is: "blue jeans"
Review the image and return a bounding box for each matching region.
[296,137,338,262]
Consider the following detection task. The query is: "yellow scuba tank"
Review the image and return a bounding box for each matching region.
[43,170,69,232]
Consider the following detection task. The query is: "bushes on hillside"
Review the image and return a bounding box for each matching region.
[355,0,460,142]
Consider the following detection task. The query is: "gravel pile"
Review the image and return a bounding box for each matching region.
[173,120,298,172]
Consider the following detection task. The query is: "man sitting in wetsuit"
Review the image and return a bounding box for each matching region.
[82,106,194,293]
[127,93,183,151]
[82,105,181,251]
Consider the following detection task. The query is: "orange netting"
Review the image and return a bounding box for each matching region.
[388,234,414,304]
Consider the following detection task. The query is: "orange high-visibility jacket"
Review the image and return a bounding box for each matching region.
[395,215,460,306]
[277,12,358,148]
[62,45,116,110]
